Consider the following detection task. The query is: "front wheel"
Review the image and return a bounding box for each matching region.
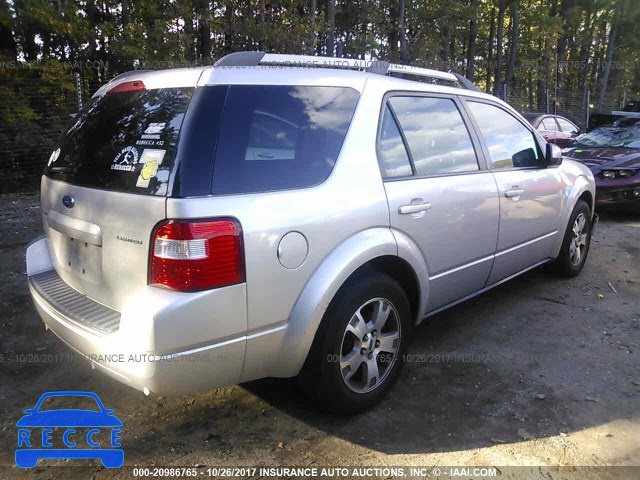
[548,200,593,278]
[298,271,411,414]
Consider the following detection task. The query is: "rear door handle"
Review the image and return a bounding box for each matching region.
[504,188,524,198]
[398,202,432,215]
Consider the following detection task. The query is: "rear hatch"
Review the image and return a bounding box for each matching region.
[41,82,194,311]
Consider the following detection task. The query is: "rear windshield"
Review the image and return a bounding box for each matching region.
[45,87,194,195]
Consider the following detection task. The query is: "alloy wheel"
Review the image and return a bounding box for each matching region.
[569,213,588,266]
[339,298,401,394]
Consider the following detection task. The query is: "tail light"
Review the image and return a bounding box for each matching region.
[150,219,245,292]
[107,80,146,94]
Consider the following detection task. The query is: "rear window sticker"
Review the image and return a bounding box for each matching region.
[136,149,166,188]
[142,123,165,140]
[136,139,165,147]
[111,146,139,172]
[47,148,61,167]
[144,123,165,135]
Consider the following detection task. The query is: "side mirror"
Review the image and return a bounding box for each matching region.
[545,143,563,167]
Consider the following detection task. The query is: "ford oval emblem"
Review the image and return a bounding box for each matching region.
[62,195,75,209]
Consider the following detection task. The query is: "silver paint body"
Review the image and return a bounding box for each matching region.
[26,66,596,395]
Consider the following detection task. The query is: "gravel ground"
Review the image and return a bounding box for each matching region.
[0,192,638,480]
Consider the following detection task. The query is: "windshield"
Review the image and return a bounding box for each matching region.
[578,121,640,149]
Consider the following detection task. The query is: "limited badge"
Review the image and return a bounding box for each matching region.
[136,149,166,188]
[111,146,139,172]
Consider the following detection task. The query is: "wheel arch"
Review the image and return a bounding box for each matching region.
[242,227,426,380]
[578,189,594,215]
[551,175,595,259]
[367,256,421,326]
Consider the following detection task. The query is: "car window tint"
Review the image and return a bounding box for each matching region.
[540,118,557,131]
[211,86,360,195]
[467,101,541,169]
[389,97,478,176]
[378,105,412,178]
[557,118,578,134]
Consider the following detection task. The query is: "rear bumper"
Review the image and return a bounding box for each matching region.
[26,237,248,396]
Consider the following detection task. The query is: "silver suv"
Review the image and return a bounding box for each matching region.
[26,52,596,413]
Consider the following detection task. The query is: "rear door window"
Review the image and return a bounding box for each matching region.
[387,96,479,176]
[377,105,413,178]
[557,118,579,134]
[45,87,194,196]
[540,118,558,131]
[211,86,360,195]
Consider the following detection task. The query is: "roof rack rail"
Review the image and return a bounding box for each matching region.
[213,51,479,91]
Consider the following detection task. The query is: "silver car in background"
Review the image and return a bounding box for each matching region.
[26,52,596,413]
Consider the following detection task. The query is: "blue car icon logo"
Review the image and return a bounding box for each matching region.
[16,391,123,468]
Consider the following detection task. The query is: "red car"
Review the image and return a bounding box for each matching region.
[522,113,582,148]
[563,116,640,209]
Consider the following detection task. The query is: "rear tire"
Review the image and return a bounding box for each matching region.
[298,271,411,414]
[548,200,592,278]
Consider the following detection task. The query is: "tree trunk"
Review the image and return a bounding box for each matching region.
[326,0,335,56]
[537,0,557,111]
[465,0,478,80]
[536,36,546,110]
[258,0,265,50]
[198,0,212,63]
[308,0,316,54]
[86,0,97,58]
[504,0,519,96]
[493,0,507,97]
[388,3,398,60]
[223,2,233,53]
[122,0,129,27]
[399,0,408,63]
[597,0,623,111]
[577,5,593,91]
[590,16,606,91]
[486,5,496,93]
[183,2,196,61]
[440,0,451,69]
[556,0,571,100]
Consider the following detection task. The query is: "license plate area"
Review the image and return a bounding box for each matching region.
[51,230,102,284]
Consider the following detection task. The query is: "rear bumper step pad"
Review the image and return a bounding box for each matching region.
[28,270,120,334]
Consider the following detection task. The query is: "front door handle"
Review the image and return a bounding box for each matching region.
[398,202,432,215]
[504,188,524,198]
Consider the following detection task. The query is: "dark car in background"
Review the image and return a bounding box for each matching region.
[563,116,640,209]
[523,113,582,148]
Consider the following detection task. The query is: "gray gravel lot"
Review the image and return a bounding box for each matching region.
[0,192,638,479]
